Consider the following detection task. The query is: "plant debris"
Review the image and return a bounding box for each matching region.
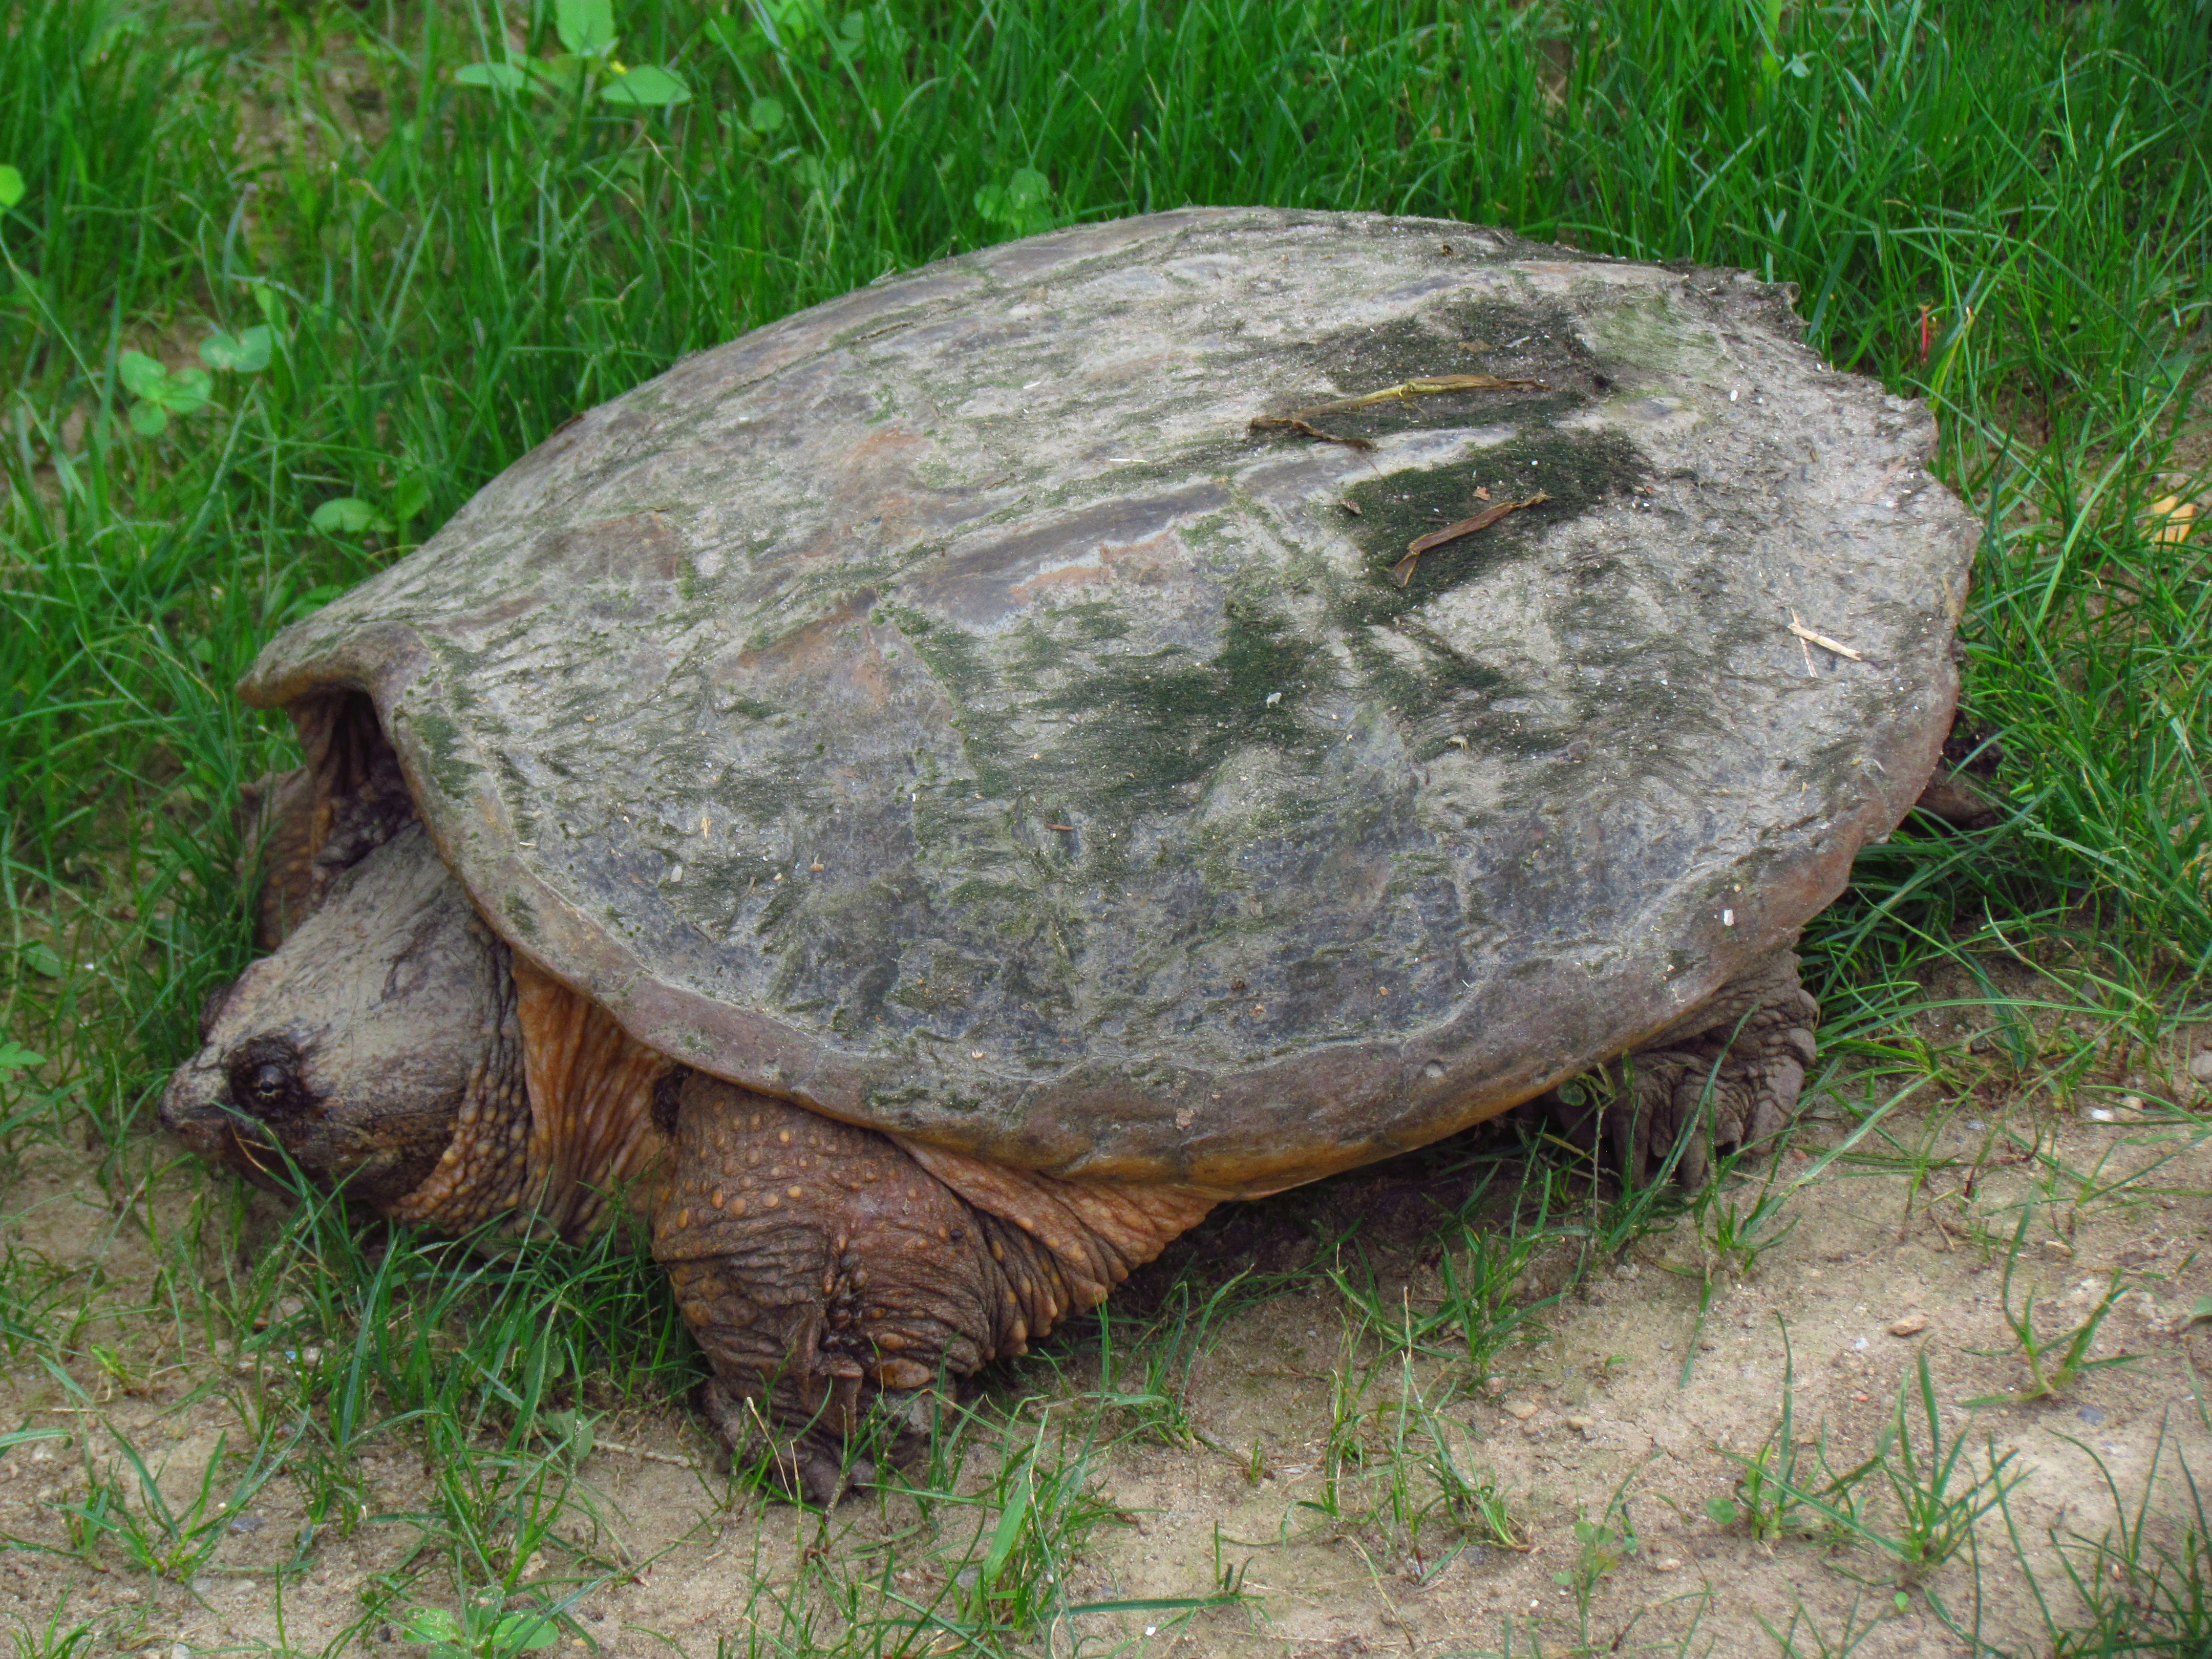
[1247,415,1375,451]
[1786,610,1866,663]
[1250,372,1548,456]
[1302,372,1548,416]
[1389,492,1552,586]
[2146,492,2199,546]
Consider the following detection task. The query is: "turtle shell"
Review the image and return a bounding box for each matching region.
[246,207,1975,1196]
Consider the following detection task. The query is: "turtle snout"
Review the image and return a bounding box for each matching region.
[158,1054,237,1157]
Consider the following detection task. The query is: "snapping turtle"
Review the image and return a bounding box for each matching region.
[162,208,1975,1499]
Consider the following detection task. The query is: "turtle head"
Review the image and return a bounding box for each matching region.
[160,821,515,1212]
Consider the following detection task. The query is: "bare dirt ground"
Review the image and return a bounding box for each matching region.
[6,1017,2212,1658]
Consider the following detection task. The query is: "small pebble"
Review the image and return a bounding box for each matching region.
[1851,1337,1869,1351]
[1565,1414,1594,1431]
[1651,1558,1682,1574]
[2077,1405,2108,1426]
[2190,1051,2212,1083]
[1889,1314,1929,1337]
[1503,1397,1540,1421]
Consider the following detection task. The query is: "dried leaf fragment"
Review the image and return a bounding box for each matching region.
[1304,373,1548,416]
[2146,493,2199,547]
[1248,415,1375,451]
[1390,492,1552,586]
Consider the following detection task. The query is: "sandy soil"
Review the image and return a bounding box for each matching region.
[6,1033,2212,1658]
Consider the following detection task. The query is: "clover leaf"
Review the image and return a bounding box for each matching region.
[601,64,690,106]
[455,60,531,90]
[401,1609,464,1649]
[454,1,688,110]
[119,350,212,436]
[556,0,617,57]
[200,325,273,373]
[757,0,818,43]
[310,497,392,536]
[398,1604,559,1659]
[974,167,1054,237]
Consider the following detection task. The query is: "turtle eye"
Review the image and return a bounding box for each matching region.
[227,1045,308,1119]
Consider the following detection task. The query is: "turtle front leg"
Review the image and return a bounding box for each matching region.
[1550,947,1820,1187]
[652,1072,1214,1504]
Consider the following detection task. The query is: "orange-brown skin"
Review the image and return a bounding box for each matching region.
[655,1073,1210,1503]
[509,960,671,1239]
[161,784,1214,1503]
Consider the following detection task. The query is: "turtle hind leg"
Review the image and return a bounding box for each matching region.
[654,1073,1215,1504]
[696,1371,874,1510]
[1549,946,1820,1188]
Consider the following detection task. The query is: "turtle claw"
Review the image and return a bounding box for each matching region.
[1619,989,1819,1187]
[699,1374,950,1507]
[1544,951,1820,1188]
[701,1375,874,1507]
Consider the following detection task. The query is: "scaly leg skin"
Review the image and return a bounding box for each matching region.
[1549,947,1820,1188]
[652,1072,1214,1505]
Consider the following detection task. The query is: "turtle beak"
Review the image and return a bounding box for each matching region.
[158,1052,237,1159]
[159,1051,284,1184]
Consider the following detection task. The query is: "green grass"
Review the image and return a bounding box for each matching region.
[3,0,2211,1653]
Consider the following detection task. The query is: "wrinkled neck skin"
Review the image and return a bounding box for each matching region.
[392,951,670,1240]
[160,821,667,1240]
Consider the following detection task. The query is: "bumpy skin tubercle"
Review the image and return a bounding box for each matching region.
[653,1071,1213,1504]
